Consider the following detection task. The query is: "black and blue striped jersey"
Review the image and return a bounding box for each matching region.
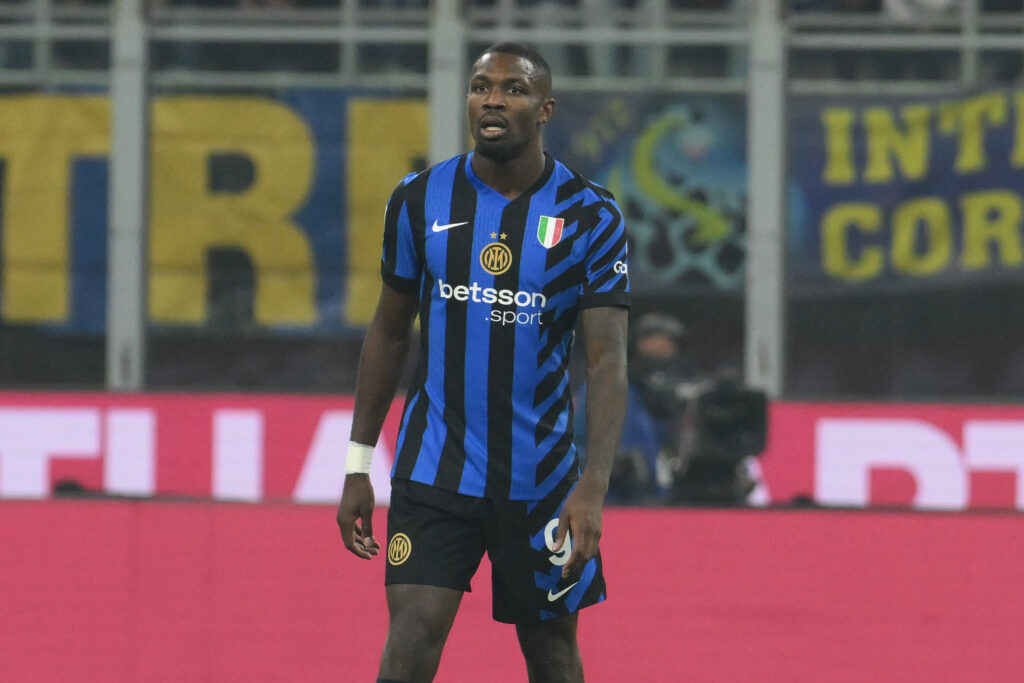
[382,151,630,501]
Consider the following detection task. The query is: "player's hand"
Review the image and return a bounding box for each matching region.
[336,474,380,560]
[552,476,606,579]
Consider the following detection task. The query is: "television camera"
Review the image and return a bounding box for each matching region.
[667,377,768,505]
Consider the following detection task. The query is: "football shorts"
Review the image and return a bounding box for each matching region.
[385,477,606,623]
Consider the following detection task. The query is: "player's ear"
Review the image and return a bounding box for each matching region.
[538,97,555,125]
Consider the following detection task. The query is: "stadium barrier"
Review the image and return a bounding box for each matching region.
[1,391,1023,511]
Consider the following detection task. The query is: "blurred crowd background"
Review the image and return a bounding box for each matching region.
[3,0,1024,80]
[1,0,1022,408]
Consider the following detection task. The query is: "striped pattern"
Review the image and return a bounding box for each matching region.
[381,152,630,501]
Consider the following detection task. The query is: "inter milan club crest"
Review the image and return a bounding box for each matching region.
[537,216,564,249]
[480,242,513,275]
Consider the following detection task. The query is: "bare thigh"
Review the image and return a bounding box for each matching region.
[516,613,583,683]
[379,584,464,683]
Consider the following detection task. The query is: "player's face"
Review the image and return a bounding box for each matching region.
[467,52,554,163]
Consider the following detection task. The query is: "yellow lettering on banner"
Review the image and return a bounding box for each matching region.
[960,190,1024,271]
[821,203,883,281]
[1013,92,1024,168]
[821,108,856,185]
[345,99,428,325]
[891,198,952,276]
[150,97,316,325]
[863,105,931,183]
[938,93,1007,174]
[0,95,110,322]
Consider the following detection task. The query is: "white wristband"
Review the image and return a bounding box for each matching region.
[345,441,374,475]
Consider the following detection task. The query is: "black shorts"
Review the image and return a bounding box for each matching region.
[385,478,607,624]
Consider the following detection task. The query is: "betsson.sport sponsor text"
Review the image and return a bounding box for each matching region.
[436,279,546,327]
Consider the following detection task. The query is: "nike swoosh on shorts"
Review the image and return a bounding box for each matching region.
[546,582,579,602]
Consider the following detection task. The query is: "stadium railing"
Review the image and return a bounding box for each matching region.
[1,1,1019,93]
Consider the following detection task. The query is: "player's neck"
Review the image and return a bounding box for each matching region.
[471,145,546,201]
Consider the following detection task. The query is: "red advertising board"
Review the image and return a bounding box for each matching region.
[0,391,403,504]
[1,392,1023,511]
[757,402,1024,511]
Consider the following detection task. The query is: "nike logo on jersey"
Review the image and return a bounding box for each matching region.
[546,582,579,602]
[431,220,469,232]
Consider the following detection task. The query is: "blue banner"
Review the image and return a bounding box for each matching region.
[0,92,429,334]
[789,87,1024,291]
[0,91,754,336]
[545,93,749,292]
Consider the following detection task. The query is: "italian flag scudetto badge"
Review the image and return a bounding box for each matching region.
[537,216,564,248]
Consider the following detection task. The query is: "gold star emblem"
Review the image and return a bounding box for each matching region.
[490,232,498,239]
[499,232,508,240]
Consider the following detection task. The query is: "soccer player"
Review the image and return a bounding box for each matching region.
[336,41,630,683]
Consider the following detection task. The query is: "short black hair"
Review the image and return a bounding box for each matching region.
[474,42,553,92]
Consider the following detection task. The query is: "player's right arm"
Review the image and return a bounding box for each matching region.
[336,282,419,559]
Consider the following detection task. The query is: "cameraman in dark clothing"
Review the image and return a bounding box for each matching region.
[628,313,698,430]
[576,312,697,503]
[578,311,766,505]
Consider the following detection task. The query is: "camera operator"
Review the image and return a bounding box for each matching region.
[575,312,697,503]
[577,311,767,505]
[593,310,769,506]
[629,312,698,434]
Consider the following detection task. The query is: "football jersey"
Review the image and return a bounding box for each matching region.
[382,151,629,501]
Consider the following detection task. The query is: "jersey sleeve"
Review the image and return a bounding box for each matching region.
[380,178,421,292]
[579,196,630,310]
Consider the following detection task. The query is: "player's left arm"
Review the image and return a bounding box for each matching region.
[554,304,628,579]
